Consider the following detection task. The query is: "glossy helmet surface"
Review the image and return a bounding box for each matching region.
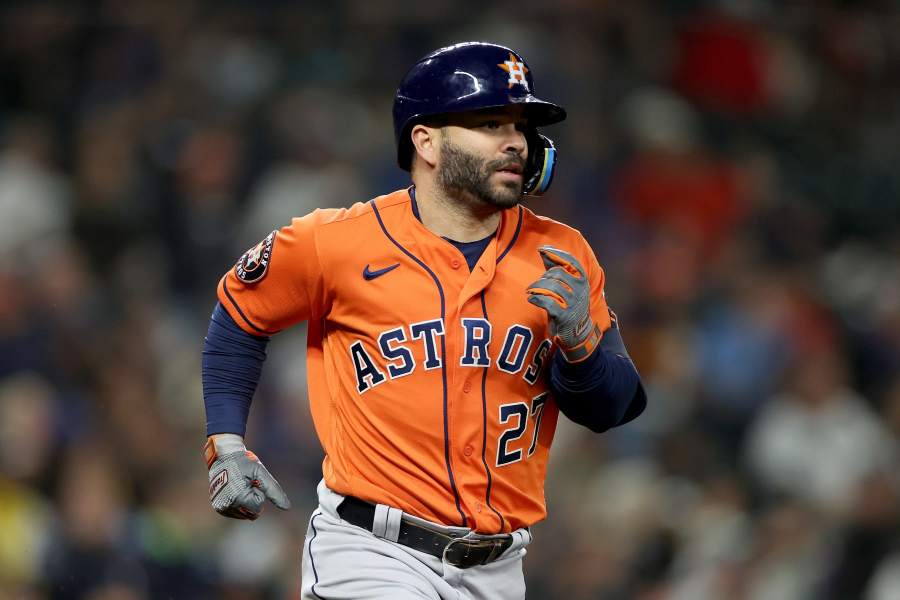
[392,41,566,195]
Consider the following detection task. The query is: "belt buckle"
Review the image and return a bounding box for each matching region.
[442,537,503,569]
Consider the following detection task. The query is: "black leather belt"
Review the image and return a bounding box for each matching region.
[337,495,513,569]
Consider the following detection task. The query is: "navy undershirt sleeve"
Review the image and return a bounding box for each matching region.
[549,325,647,433]
[202,302,270,436]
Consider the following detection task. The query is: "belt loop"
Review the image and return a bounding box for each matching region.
[383,506,402,542]
[372,504,403,542]
[372,504,389,538]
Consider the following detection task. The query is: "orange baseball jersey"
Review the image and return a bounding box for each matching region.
[218,188,612,533]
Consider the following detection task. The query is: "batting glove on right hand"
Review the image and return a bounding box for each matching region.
[205,434,291,520]
[526,245,603,363]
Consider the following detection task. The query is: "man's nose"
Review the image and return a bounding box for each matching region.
[501,125,527,157]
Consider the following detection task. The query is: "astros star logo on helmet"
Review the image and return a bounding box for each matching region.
[498,52,529,90]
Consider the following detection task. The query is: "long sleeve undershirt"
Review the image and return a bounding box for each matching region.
[548,324,646,432]
[202,303,270,436]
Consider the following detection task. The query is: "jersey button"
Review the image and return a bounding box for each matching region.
[464,445,473,457]
[463,380,471,393]
[451,259,461,269]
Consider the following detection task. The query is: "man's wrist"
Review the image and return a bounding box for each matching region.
[558,322,603,363]
[205,433,246,468]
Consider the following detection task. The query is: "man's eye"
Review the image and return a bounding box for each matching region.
[482,120,501,129]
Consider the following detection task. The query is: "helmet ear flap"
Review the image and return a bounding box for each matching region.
[523,131,557,196]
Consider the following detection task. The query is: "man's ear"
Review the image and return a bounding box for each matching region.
[410,124,440,169]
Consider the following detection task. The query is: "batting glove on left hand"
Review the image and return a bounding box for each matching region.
[526,245,603,363]
[205,434,291,520]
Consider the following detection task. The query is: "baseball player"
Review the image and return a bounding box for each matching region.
[202,41,646,599]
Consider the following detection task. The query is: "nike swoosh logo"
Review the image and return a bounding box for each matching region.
[363,263,400,280]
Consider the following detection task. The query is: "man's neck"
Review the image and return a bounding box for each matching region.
[412,178,502,242]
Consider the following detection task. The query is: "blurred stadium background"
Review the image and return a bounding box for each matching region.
[2,1,900,598]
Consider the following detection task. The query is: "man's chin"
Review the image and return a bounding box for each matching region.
[487,193,522,209]
[486,182,523,208]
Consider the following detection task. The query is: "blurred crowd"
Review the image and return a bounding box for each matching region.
[2,1,900,599]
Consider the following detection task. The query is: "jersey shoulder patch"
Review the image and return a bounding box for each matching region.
[235,230,276,283]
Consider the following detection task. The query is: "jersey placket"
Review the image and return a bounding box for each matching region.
[450,231,508,531]
[441,245,478,527]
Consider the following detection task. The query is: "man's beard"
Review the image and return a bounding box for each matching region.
[437,138,524,209]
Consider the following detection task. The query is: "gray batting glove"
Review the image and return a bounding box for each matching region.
[205,433,291,520]
[526,245,603,363]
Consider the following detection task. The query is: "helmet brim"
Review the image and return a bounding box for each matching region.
[516,97,567,127]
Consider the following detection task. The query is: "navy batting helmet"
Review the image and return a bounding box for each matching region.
[393,42,567,195]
